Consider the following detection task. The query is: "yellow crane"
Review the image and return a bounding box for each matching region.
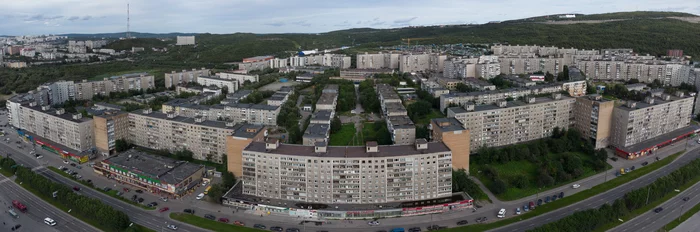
[401,38,434,47]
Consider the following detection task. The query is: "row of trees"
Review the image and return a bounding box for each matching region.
[14,164,131,232]
[336,83,357,112]
[0,156,18,174]
[239,90,275,104]
[277,92,302,144]
[529,154,700,232]
[407,100,433,122]
[452,169,488,201]
[358,80,381,114]
[475,128,608,192]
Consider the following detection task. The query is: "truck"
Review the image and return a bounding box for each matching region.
[12,200,26,212]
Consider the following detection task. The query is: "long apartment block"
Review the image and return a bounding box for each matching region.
[238,139,453,204]
[439,83,564,111]
[72,73,155,100]
[447,93,574,151]
[164,68,210,88]
[127,108,236,163]
[13,100,94,151]
[161,100,280,126]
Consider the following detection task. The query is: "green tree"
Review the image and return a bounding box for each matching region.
[491,178,507,195]
[331,116,342,133]
[511,175,529,189]
[115,139,131,152]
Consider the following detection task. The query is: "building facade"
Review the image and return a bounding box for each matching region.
[18,103,94,152]
[164,68,210,88]
[573,95,614,149]
[73,73,155,100]
[93,110,129,156]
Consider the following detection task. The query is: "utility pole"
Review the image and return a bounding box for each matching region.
[679,205,684,223]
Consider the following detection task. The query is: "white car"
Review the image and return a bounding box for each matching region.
[44,217,57,226]
[63,160,69,164]
[572,184,581,189]
[167,224,178,230]
[201,181,209,187]
[368,221,380,226]
[161,197,168,202]
[196,193,205,200]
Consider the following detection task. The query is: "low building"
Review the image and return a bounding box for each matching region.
[296,73,314,82]
[225,90,253,104]
[625,83,647,92]
[436,77,461,91]
[383,102,407,116]
[464,77,496,91]
[502,75,535,87]
[316,92,338,111]
[562,80,587,97]
[339,69,394,79]
[302,124,330,146]
[93,149,205,197]
[197,76,238,93]
[176,85,222,96]
[176,36,196,45]
[310,110,334,124]
[73,73,155,100]
[243,55,274,63]
[386,115,415,145]
[216,72,259,84]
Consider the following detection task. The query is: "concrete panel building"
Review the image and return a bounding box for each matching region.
[197,76,238,92]
[73,73,155,100]
[386,115,415,145]
[225,124,267,178]
[438,83,565,112]
[573,95,615,149]
[18,103,94,152]
[239,140,453,204]
[302,123,330,146]
[356,52,400,69]
[176,36,196,45]
[447,94,574,151]
[93,110,129,156]
[430,118,470,173]
[216,72,259,84]
[164,68,210,88]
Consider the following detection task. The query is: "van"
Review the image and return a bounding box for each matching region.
[497,208,506,218]
[7,209,18,218]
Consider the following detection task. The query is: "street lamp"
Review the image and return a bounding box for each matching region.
[679,205,684,223]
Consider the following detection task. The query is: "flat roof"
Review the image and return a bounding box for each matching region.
[619,125,700,153]
[222,102,280,111]
[451,95,571,113]
[130,110,235,130]
[311,110,333,122]
[103,149,204,185]
[384,102,407,113]
[198,75,237,82]
[94,102,126,110]
[245,141,450,158]
[431,118,466,132]
[465,77,495,87]
[232,123,265,139]
[625,83,647,89]
[109,72,150,79]
[317,92,338,105]
[387,115,415,129]
[24,104,92,123]
[227,90,253,101]
[616,95,692,111]
[304,123,330,139]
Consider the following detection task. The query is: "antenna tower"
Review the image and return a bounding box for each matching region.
[126,3,131,39]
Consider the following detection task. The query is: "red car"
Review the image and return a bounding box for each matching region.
[159,207,169,212]
[218,218,229,223]
[73,186,81,191]
[234,221,244,226]
[529,201,535,210]
[123,188,130,192]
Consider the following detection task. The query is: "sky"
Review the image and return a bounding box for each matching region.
[1,0,699,35]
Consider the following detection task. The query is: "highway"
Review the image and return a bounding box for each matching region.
[490,147,700,232]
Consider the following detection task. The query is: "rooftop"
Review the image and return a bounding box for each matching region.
[450,95,571,113]
[198,75,237,82]
[231,124,265,139]
[317,92,338,106]
[103,149,204,185]
[227,90,253,101]
[130,110,236,130]
[387,115,415,129]
[311,110,333,122]
[24,104,92,123]
[109,72,151,79]
[303,123,330,139]
[93,102,126,111]
[431,118,466,132]
[384,102,407,113]
[616,94,692,111]
[245,141,450,158]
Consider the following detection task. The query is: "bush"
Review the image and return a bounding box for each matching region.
[491,178,507,195]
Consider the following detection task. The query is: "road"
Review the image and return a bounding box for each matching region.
[671,209,700,232]
[489,146,700,232]
[609,177,700,232]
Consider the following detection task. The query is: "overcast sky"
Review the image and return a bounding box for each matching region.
[1,0,699,35]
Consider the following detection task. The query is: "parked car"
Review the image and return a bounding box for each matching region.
[408,227,421,232]
[135,189,143,193]
[286,228,300,232]
[183,209,195,214]
[456,220,468,225]
[515,207,521,215]
[63,160,69,164]
[161,197,168,202]
[368,221,380,226]
[103,187,112,192]
[642,161,649,166]
[159,207,169,213]
[529,201,535,209]
[537,199,543,206]
[572,184,581,189]
[147,202,158,207]
[270,226,283,231]
[631,166,636,171]
[70,163,76,167]
[625,168,631,173]
[559,192,564,199]
[123,188,130,192]
[253,224,266,229]
[75,166,81,169]
[73,186,80,191]
[234,221,244,226]
[545,196,551,203]
[137,198,144,203]
[523,204,529,212]
[167,224,178,230]
[552,195,558,201]
[204,214,215,220]
[654,207,663,213]
[196,193,205,200]
[218,218,229,223]
[426,225,442,231]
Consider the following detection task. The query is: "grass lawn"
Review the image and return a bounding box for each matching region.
[170,213,264,232]
[413,110,445,125]
[48,166,155,210]
[90,69,161,80]
[664,195,700,230]
[472,152,604,201]
[0,167,14,177]
[329,123,358,146]
[361,122,378,142]
[442,151,682,232]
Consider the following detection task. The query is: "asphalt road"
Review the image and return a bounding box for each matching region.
[609,178,700,232]
[489,147,700,232]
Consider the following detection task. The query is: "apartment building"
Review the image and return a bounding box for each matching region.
[436,77,461,91]
[464,77,496,91]
[430,118,470,172]
[400,53,447,73]
[239,60,271,73]
[438,83,565,111]
[316,92,338,111]
[176,36,196,45]
[93,149,204,197]
[17,102,94,152]
[127,108,235,163]
[266,86,294,107]
[302,123,330,146]
[73,73,155,100]
[562,80,587,97]
[502,75,535,87]
[164,68,210,88]
[196,76,238,92]
[310,110,334,124]
[447,94,574,151]
[340,69,394,79]
[610,92,694,156]
[226,90,253,104]
[578,59,693,86]
[443,57,501,80]
[239,139,453,204]
[572,95,615,149]
[220,103,280,126]
[356,52,400,69]
[268,58,288,69]
[46,81,76,105]
[216,72,259,84]
[225,124,267,177]
[93,110,129,156]
[386,115,415,145]
[176,85,222,96]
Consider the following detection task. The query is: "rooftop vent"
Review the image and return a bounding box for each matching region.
[41,105,51,111]
[496,100,507,108]
[676,91,685,98]
[194,116,205,123]
[55,108,65,115]
[415,139,428,150]
[314,141,327,153]
[29,102,37,107]
[525,96,536,104]
[266,138,279,150]
[626,101,637,109]
[661,94,671,101]
[464,103,475,111]
[551,93,562,100]
[72,113,82,120]
[142,108,152,114]
[166,111,177,119]
[366,141,379,153]
[644,97,655,105]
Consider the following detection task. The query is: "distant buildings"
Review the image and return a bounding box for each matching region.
[197,76,239,92]
[164,68,211,88]
[176,36,196,45]
[72,73,155,101]
[356,52,400,69]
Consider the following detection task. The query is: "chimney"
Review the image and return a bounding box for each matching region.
[72,113,82,120]
[366,141,379,153]
[626,101,637,108]
[463,103,475,111]
[266,138,279,150]
[166,111,177,118]
[496,100,507,108]
[644,96,655,104]
[551,93,562,100]
[41,105,51,111]
[142,108,152,114]
[415,139,428,150]
[525,96,536,104]
[55,108,65,115]
[314,141,327,153]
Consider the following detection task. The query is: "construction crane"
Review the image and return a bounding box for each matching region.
[401,38,434,47]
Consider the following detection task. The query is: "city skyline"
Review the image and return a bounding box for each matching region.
[1,0,699,35]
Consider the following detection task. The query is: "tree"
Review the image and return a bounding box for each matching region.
[207,184,226,204]
[586,82,597,94]
[545,71,555,82]
[330,116,342,133]
[512,175,529,189]
[407,101,432,121]
[115,139,131,152]
[491,178,507,195]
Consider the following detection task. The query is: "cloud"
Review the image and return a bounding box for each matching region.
[81,15,92,20]
[68,16,80,21]
[24,14,63,22]
[290,20,311,27]
[263,22,285,27]
[370,21,386,26]
[356,20,361,24]
[393,17,417,24]
[334,20,351,27]
[373,17,380,21]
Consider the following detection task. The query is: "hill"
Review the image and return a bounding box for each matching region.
[505,11,697,23]
[61,32,197,39]
[104,38,170,51]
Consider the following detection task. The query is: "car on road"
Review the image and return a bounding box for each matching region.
[147,202,158,207]
[35,154,42,159]
[167,224,178,230]
[218,218,229,223]
[183,209,195,214]
[234,221,244,226]
[426,225,443,231]
[44,217,57,226]
[196,193,205,200]
[631,166,636,171]
[683,197,690,201]
[135,189,143,193]
[286,228,300,232]
[552,195,557,201]
[368,220,380,225]
[253,224,266,229]
[137,198,144,203]
[123,188,130,192]
[73,186,80,191]
[75,165,81,169]
[654,207,663,213]
[204,214,215,220]
[523,204,529,212]
[456,220,468,225]
[161,197,168,202]
[159,207,169,212]
[572,184,581,189]
[408,227,421,232]
[390,228,405,232]
[515,207,521,215]
[625,168,631,173]
[270,226,283,231]
[642,161,649,166]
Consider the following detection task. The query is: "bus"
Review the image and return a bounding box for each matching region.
[204,186,212,195]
